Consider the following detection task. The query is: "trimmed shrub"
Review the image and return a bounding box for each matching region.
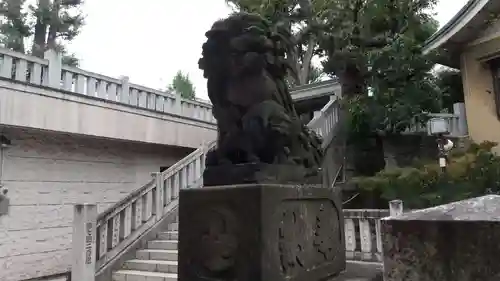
[353,141,500,209]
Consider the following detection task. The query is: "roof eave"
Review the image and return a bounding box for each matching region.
[423,0,490,55]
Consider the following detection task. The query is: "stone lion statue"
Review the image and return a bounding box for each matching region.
[198,13,323,177]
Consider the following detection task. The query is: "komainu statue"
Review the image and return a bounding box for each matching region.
[178,15,345,281]
[198,13,324,180]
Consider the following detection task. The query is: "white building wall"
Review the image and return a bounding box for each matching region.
[0,127,192,281]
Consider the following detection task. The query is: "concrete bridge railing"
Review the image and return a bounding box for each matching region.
[344,209,389,262]
[0,48,216,124]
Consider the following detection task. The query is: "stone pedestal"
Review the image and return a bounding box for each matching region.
[382,195,500,281]
[202,163,322,186]
[178,183,345,281]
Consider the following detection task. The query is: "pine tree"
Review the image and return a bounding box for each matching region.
[168,71,196,100]
[317,0,442,133]
[225,0,326,86]
[0,0,85,66]
[316,0,442,176]
[0,0,30,52]
[31,0,85,60]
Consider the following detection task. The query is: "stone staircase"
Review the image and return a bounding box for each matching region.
[108,209,391,281]
[112,221,179,281]
[70,93,342,281]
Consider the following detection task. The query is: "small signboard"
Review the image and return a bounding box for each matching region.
[85,222,93,264]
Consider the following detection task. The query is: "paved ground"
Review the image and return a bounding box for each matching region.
[330,261,383,281]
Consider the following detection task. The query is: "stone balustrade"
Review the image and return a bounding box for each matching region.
[405,103,469,137]
[308,95,341,148]
[0,48,216,124]
[343,200,405,263]
[74,204,393,280]
[344,209,389,262]
[87,141,211,279]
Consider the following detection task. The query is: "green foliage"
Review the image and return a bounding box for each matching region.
[41,0,85,42]
[168,71,196,100]
[353,141,500,209]
[0,0,84,65]
[0,0,30,52]
[59,46,80,67]
[435,68,465,112]
[318,0,443,136]
[346,36,442,135]
[225,0,328,85]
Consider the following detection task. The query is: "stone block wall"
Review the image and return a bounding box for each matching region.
[382,195,500,281]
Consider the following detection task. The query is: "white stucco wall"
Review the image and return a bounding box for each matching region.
[0,127,192,281]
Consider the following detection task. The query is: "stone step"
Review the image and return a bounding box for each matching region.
[123,259,178,273]
[167,223,178,231]
[136,249,178,261]
[157,231,178,240]
[148,240,178,250]
[112,270,177,281]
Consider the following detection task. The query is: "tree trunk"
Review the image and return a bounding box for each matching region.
[46,0,60,50]
[337,65,365,98]
[298,37,315,85]
[339,54,386,177]
[296,0,314,86]
[32,0,51,57]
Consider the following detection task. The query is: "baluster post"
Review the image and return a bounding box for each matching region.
[313,110,321,120]
[143,191,153,221]
[154,172,164,219]
[375,214,383,261]
[453,102,468,136]
[165,176,172,204]
[0,54,12,78]
[174,94,182,115]
[389,199,403,217]
[200,146,207,174]
[344,217,356,260]
[119,76,130,103]
[71,204,97,281]
[173,172,180,199]
[44,49,62,88]
[15,59,28,82]
[358,215,372,261]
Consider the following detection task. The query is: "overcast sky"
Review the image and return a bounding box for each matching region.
[66,0,469,100]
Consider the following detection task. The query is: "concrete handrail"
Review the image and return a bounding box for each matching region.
[0,47,217,124]
[70,140,216,278]
[308,95,341,149]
